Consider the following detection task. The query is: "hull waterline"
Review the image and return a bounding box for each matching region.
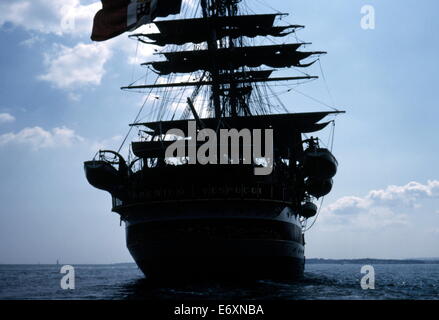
[120,202,305,281]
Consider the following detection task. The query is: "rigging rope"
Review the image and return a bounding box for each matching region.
[287,86,339,111]
[303,197,325,232]
[303,119,336,232]
[117,76,159,154]
[130,40,140,84]
[251,0,283,14]
[330,120,336,152]
[318,58,336,108]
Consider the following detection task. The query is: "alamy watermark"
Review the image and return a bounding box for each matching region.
[360,265,375,290]
[165,121,274,176]
[361,4,376,30]
[60,265,75,290]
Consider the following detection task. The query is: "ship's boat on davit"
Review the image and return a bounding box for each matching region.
[84,151,129,193]
[303,147,338,180]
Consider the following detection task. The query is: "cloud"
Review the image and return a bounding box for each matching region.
[0,0,100,36]
[127,42,158,65]
[67,92,82,102]
[0,0,192,40]
[0,1,115,91]
[0,125,127,153]
[20,35,44,47]
[2,1,189,93]
[0,0,195,37]
[90,135,123,151]
[368,181,439,206]
[0,1,168,91]
[37,33,158,91]
[318,181,439,230]
[0,126,84,150]
[0,113,15,123]
[38,42,112,89]
[325,181,439,215]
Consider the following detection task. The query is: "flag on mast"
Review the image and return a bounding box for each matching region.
[91,0,182,41]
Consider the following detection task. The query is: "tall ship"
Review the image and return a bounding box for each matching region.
[85,0,344,280]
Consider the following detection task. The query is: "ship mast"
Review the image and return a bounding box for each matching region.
[125,0,328,121]
[224,0,239,117]
[201,0,222,119]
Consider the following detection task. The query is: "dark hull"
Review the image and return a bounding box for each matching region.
[129,238,305,281]
[121,202,305,281]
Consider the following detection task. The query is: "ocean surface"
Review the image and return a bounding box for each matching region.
[0,263,438,300]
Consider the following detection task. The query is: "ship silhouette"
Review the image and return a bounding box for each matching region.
[85,0,344,281]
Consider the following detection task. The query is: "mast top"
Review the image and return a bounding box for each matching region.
[122,0,337,120]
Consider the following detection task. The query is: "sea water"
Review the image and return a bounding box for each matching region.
[0,263,438,300]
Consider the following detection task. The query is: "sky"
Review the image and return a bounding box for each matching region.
[0,0,438,264]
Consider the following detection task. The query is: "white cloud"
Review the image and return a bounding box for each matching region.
[0,125,128,153]
[0,0,100,36]
[127,41,158,65]
[0,113,15,123]
[0,1,167,91]
[368,181,439,206]
[0,0,194,37]
[0,1,115,90]
[0,126,84,150]
[67,92,82,102]
[90,135,124,152]
[2,1,187,92]
[36,28,155,90]
[0,0,190,40]
[20,35,44,47]
[318,181,439,231]
[39,42,112,89]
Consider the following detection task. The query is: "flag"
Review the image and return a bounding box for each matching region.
[91,0,182,42]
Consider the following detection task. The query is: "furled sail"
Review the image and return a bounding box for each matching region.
[131,112,340,134]
[131,14,303,46]
[129,112,342,159]
[91,0,182,41]
[216,70,274,82]
[144,44,325,75]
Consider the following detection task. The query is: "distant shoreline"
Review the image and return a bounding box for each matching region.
[1,259,439,265]
[306,258,439,264]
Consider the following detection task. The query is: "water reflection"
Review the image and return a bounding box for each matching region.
[115,274,337,300]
